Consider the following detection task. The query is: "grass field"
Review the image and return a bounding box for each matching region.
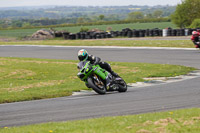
[0,39,194,48]
[0,57,195,103]
[1,108,200,133]
[0,22,176,38]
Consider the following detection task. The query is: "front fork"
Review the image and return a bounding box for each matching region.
[105,72,113,85]
[92,74,105,89]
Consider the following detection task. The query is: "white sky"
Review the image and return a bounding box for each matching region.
[0,0,182,7]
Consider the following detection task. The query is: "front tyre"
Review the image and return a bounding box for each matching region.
[87,76,106,95]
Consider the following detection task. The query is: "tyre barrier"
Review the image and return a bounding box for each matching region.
[62,28,200,40]
[69,34,76,40]
[62,32,70,39]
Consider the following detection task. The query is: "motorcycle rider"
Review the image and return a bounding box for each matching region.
[197,29,200,34]
[77,49,118,77]
[191,30,200,48]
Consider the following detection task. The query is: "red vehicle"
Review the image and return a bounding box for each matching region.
[191,30,200,48]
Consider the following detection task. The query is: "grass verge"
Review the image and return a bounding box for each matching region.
[0,57,195,104]
[0,39,195,48]
[1,108,200,133]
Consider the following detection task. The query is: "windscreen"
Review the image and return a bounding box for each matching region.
[77,61,88,70]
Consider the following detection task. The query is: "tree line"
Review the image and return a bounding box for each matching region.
[0,5,174,29]
[0,1,199,30]
[171,0,200,28]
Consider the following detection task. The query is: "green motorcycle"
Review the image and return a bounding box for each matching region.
[77,61,127,94]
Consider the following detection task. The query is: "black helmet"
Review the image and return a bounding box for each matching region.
[78,49,88,61]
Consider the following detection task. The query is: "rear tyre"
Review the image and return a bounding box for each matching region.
[117,78,127,92]
[87,76,106,95]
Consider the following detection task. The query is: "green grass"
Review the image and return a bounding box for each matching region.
[0,28,40,38]
[1,108,200,133]
[0,39,194,48]
[59,22,176,33]
[0,57,195,103]
[0,22,176,38]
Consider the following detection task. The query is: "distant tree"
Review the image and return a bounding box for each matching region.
[171,0,200,28]
[99,15,105,20]
[32,23,42,26]
[77,17,85,23]
[171,4,187,28]
[22,22,31,28]
[12,21,23,27]
[153,10,163,18]
[0,23,8,28]
[80,27,89,32]
[127,11,144,20]
[106,14,120,21]
[190,19,200,28]
[145,13,152,18]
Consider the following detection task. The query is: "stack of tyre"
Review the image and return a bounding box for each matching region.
[63,28,200,40]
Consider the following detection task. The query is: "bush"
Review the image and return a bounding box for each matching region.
[190,19,200,28]
[80,27,89,32]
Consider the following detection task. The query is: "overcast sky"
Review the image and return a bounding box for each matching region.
[0,0,182,7]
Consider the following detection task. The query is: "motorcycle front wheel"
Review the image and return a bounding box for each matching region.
[87,75,106,95]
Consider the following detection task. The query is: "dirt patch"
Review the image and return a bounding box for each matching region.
[143,120,153,126]
[154,117,176,126]
[128,116,200,133]
[183,120,194,126]
[136,129,152,133]
[192,117,200,120]
[0,62,5,65]
[4,80,66,92]
[181,116,200,126]
[143,77,167,81]
[112,66,129,69]
[1,69,36,79]
[154,127,166,133]
[0,58,77,65]
[0,68,6,73]
[69,76,78,80]
[0,37,18,42]
[126,123,141,129]
[112,66,139,73]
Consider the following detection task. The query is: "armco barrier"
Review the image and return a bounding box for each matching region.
[63,28,199,40]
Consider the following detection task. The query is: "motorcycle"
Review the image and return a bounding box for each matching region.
[77,61,127,94]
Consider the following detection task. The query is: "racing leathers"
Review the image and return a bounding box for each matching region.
[86,55,118,77]
[191,34,200,48]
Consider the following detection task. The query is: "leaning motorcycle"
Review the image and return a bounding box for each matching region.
[77,61,127,94]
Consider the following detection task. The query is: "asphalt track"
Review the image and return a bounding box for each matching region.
[0,45,200,127]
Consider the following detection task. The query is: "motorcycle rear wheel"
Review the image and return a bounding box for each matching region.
[117,78,127,92]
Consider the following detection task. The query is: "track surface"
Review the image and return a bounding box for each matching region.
[0,45,200,127]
